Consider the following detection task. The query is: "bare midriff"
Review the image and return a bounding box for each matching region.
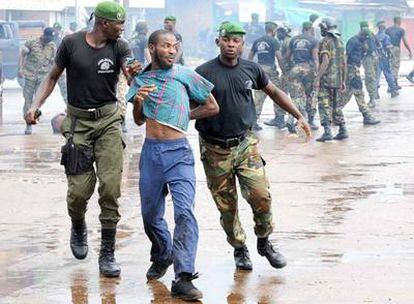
[145,119,186,140]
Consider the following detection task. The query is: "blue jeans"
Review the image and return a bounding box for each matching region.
[139,137,198,277]
[377,56,397,91]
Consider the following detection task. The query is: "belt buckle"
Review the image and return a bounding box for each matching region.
[226,137,239,148]
[87,108,99,120]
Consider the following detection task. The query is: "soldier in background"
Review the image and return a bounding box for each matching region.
[386,16,412,89]
[286,21,319,133]
[341,28,380,126]
[376,21,399,98]
[360,22,380,107]
[248,21,283,131]
[314,17,347,142]
[129,21,151,65]
[18,27,56,135]
[263,23,291,128]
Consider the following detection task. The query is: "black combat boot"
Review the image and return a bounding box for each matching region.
[334,124,349,140]
[316,124,333,142]
[146,257,173,280]
[362,113,380,125]
[308,115,319,130]
[234,245,253,271]
[70,218,88,260]
[257,237,287,269]
[171,272,203,301]
[99,228,121,277]
[390,90,399,98]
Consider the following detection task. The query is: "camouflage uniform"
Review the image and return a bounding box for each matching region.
[199,133,273,247]
[21,38,55,119]
[317,35,346,126]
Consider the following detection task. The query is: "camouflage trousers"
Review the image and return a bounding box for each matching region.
[199,132,273,248]
[318,86,346,126]
[340,64,370,115]
[288,63,316,125]
[362,54,379,100]
[61,104,124,228]
[390,46,401,83]
[22,76,45,120]
[254,65,286,120]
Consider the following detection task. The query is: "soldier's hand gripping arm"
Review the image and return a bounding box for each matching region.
[263,82,312,139]
[26,64,64,124]
[190,94,219,120]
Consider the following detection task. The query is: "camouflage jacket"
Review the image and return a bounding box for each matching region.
[319,34,345,89]
[22,38,56,79]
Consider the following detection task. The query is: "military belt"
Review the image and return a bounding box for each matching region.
[202,133,246,149]
[67,103,117,120]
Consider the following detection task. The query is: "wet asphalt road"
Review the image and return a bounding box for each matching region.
[0,77,413,304]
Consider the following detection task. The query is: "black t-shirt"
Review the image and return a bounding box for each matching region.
[251,35,280,66]
[55,31,131,108]
[195,57,269,138]
[289,34,318,64]
[385,26,405,47]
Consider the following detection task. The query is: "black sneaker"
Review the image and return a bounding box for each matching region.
[146,258,173,280]
[171,272,203,301]
[257,238,287,269]
[234,245,253,271]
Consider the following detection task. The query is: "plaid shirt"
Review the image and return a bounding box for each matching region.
[127,64,213,132]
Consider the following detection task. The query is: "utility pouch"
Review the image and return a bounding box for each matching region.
[60,117,94,175]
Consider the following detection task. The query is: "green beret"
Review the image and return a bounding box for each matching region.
[94,1,126,21]
[302,21,313,29]
[218,22,246,37]
[360,21,369,29]
[164,15,177,22]
[53,22,62,29]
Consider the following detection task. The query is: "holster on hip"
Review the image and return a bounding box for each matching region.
[60,117,94,175]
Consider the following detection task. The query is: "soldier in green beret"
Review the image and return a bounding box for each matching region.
[195,22,311,272]
[26,1,140,278]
